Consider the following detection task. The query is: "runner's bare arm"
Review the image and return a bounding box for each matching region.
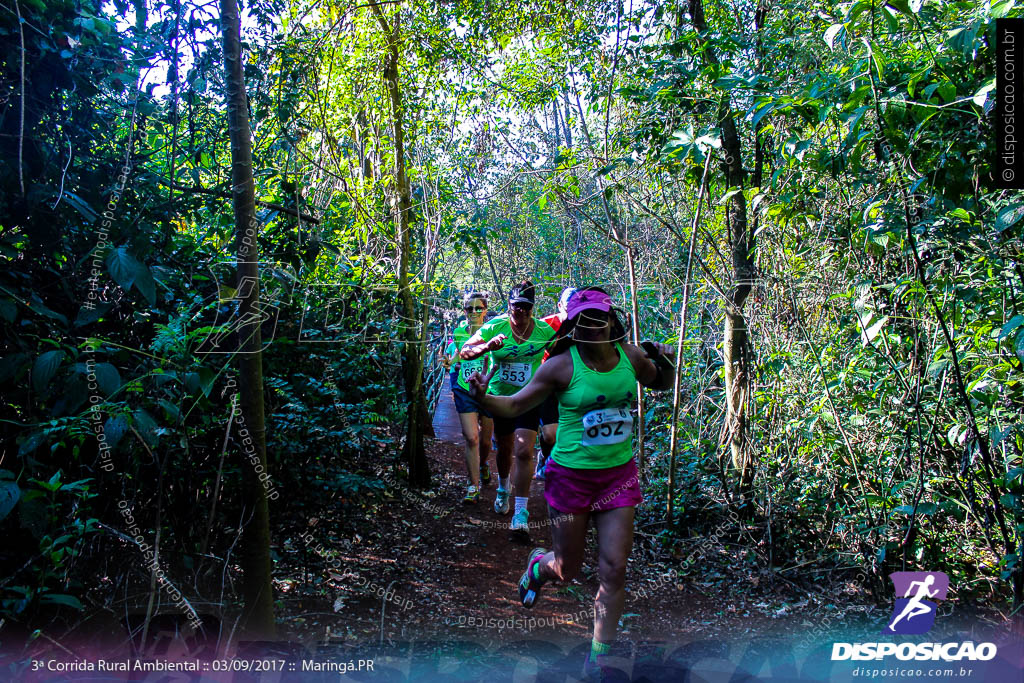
[460,332,506,360]
[625,342,675,391]
[469,355,570,417]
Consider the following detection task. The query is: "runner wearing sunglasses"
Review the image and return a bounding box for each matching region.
[443,291,495,503]
[467,287,674,679]
[459,280,556,537]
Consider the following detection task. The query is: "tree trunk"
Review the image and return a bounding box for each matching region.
[689,0,757,515]
[220,0,275,637]
[372,1,431,487]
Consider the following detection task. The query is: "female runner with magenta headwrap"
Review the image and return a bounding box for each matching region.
[468,287,674,678]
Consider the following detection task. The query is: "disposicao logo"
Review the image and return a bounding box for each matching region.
[883,571,948,635]
[831,571,997,662]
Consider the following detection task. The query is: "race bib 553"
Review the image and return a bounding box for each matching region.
[498,362,531,387]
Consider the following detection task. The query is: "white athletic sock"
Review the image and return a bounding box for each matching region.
[499,477,510,491]
[515,497,528,515]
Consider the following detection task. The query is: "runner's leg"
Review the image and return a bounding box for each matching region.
[458,411,481,488]
[512,428,538,500]
[591,506,635,645]
[479,416,493,478]
[540,422,557,460]
[532,505,588,583]
[496,432,514,482]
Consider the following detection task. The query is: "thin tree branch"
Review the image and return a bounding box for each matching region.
[157,179,321,224]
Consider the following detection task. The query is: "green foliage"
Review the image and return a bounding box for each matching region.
[0,0,1020,633]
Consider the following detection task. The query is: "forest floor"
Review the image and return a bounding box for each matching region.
[274,383,857,650]
[269,380,1014,666]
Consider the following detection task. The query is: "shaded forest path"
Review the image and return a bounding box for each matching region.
[406,379,838,644]
[282,378,882,659]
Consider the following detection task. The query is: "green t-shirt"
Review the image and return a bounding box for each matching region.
[452,321,489,392]
[550,343,637,469]
[473,314,556,396]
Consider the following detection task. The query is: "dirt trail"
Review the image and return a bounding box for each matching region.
[282,379,884,655]
[385,380,822,644]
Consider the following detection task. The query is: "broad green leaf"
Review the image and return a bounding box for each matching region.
[0,353,30,383]
[996,204,1024,233]
[74,302,111,328]
[881,5,900,33]
[0,480,20,523]
[973,81,995,107]
[157,399,181,422]
[106,247,142,292]
[0,299,17,323]
[908,68,930,97]
[864,40,887,80]
[33,350,64,393]
[937,81,955,103]
[94,362,121,395]
[750,99,776,129]
[38,593,84,610]
[18,431,45,457]
[824,24,845,50]
[694,134,722,149]
[991,427,1012,449]
[104,416,128,448]
[860,315,888,345]
[946,23,982,59]
[133,408,160,446]
[848,0,872,23]
[62,192,98,222]
[28,298,68,326]
[884,0,912,17]
[992,0,1015,19]
[999,315,1024,341]
[133,265,156,305]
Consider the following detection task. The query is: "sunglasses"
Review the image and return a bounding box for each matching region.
[510,302,533,311]
[464,306,486,312]
[580,310,610,321]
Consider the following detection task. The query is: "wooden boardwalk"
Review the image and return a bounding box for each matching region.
[431,374,463,444]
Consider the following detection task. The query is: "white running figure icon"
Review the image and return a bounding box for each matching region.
[887,574,939,632]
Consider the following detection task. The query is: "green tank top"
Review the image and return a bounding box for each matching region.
[452,321,489,392]
[474,314,556,396]
[550,343,637,469]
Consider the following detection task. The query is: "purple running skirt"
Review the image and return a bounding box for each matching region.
[544,457,642,514]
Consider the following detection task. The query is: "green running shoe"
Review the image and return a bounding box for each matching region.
[510,508,530,542]
[518,547,547,608]
[463,485,480,504]
[480,463,491,487]
[494,488,510,515]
